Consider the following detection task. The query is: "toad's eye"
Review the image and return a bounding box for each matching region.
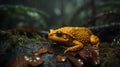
[56,32,63,37]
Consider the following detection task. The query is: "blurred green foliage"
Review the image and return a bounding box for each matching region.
[63,0,120,26]
[0,0,120,29]
[0,5,49,30]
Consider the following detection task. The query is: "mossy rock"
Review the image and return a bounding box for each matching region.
[0,30,120,67]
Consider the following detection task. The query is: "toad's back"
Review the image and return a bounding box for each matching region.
[58,27,93,44]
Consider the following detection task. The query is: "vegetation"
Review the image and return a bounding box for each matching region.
[0,5,49,30]
[64,0,120,26]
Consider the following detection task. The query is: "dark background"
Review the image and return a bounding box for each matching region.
[0,0,120,29]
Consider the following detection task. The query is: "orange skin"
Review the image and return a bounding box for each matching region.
[48,27,100,53]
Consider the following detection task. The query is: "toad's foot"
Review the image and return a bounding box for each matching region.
[90,35,100,48]
[64,40,83,53]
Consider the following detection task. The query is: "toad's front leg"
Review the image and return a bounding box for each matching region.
[64,40,83,53]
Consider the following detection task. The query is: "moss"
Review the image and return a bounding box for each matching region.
[0,30,50,52]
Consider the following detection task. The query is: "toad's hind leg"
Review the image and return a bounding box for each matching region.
[90,35,100,48]
[64,40,83,53]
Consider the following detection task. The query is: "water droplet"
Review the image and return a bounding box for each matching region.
[36,57,40,60]
[24,56,29,61]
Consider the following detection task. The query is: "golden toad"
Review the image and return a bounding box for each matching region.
[48,27,100,53]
